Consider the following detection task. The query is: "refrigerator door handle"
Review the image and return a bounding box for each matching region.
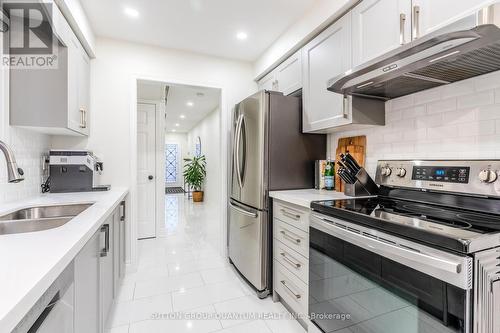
[235,114,244,189]
[239,115,247,187]
[229,201,258,218]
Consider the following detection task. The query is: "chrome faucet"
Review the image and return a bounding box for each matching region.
[0,140,24,183]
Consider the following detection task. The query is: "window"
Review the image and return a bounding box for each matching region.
[165,143,179,184]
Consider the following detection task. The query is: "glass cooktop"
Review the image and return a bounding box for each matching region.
[311,197,500,253]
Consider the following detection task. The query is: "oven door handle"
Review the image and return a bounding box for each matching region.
[311,214,471,290]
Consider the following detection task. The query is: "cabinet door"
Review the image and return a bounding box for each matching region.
[66,34,81,134]
[412,0,491,39]
[100,217,115,331]
[302,13,352,133]
[113,208,120,296]
[257,71,276,91]
[77,44,90,136]
[274,51,302,95]
[119,201,126,279]
[74,231,100,333]
[352,0,412,67]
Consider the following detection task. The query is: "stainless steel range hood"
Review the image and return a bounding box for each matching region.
[328,2,500,101]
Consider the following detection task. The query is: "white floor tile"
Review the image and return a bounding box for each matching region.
[134,272,204,299]
[115,282,135,302]
[167,257,229,276]
[128,305,221,333]
[172,281,246,311]
[263,317,307,333]
[216,320,271,333]
[200,267,240,285]
[105,325,130,333]
[107,294,173,328]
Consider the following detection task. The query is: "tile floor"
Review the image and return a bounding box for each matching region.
[106,194,306,333]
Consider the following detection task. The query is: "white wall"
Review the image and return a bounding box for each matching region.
[328,70,500,177]
[253,0,355,78]
[51,37,256,265]
[187,108,220,204]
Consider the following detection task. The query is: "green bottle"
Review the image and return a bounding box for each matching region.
[324,159,334,190]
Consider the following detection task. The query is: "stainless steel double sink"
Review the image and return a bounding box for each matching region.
[0,203,93,235]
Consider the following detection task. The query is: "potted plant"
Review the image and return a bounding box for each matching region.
[183,155,206,202]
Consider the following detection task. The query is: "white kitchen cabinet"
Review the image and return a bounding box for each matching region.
[74,230,101,333]
[411,0,492,39]
[257,51,302,95]
[9,4,90,136]
[352,0,412,67]
[74,203,125,333]
[302,13,352,133]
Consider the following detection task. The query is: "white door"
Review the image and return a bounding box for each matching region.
[412,0,491,40]
[165,143,182,188]
[137,103,156,239]
[302,13,352,133]
[352,0,412,67]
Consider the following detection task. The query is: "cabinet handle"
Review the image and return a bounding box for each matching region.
[280,252,301,268]
[100,224,110,257]
[342,96,349,119]
[399,13,406,45]
[413,5,421,40]
[280,209,300,220]
[79,108,87,128]
[280,280,301,299]
[120,201,126,222]
[280,230,301,244]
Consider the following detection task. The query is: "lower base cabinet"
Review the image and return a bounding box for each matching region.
[74,200,126,333]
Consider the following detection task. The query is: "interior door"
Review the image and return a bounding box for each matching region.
[228,199,266,291]
[352,0,412,67]
[233,92,267,210]
[165,143,182,188]
[137,102,156,239]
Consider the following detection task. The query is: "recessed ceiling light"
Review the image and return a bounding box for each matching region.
[171,129,176,132]
[180,115,186,119]
[175,123,180,127]
[236,31,248,40]
[186,101,194,107]
[124,7,139,18]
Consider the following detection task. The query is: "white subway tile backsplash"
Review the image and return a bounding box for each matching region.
[427,97,457,114]
[329,71,500,176]
[457,91,495,109]
[0,128,49,204]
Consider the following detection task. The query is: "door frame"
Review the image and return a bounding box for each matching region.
[129,76,227,271]
[137,99,165,240]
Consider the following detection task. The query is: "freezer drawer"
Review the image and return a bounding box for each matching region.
[228,199,268,291]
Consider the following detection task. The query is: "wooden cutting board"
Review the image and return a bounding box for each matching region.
[335,135,366,192]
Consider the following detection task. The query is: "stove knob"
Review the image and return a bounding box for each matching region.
[396,168,407,177]
[381,167,392,177]
[479,169,498,183]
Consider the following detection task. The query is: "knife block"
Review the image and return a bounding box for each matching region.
[343,168,379,197]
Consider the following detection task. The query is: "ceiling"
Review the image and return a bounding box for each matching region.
[80,0,318,61]
[138,80,220,133]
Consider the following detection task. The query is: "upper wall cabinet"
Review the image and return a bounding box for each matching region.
[411,0,493,39]
[352,0,412,67]
[257,51,302,95]
[302,13,352,133]
[9,4,90,136]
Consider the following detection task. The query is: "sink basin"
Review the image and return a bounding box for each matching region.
[0,203,93,221]
[0,203,93,235]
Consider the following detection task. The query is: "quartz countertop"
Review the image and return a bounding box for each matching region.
[0,188,128,332]
[269,189,358,208]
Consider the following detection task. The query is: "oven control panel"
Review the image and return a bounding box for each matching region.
[375,160,500,197]
[411,166,470,183]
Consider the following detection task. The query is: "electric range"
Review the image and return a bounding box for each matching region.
[308,160,500,333]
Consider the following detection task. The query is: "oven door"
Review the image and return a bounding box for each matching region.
[309,213,473,333]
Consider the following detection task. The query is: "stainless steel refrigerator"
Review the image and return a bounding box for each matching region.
[228,90,326,297]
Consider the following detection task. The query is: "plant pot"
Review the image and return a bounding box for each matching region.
[192,191,204,202]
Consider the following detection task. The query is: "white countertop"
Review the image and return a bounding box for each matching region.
[269,189,358,208]
[0,188,128,332]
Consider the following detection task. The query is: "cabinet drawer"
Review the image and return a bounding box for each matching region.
[274,240,309,284]
[274,219,309,258]
[274,201,309,232]
[274,260,308,315]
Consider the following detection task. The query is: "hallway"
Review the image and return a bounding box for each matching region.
[106,194,306,333]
